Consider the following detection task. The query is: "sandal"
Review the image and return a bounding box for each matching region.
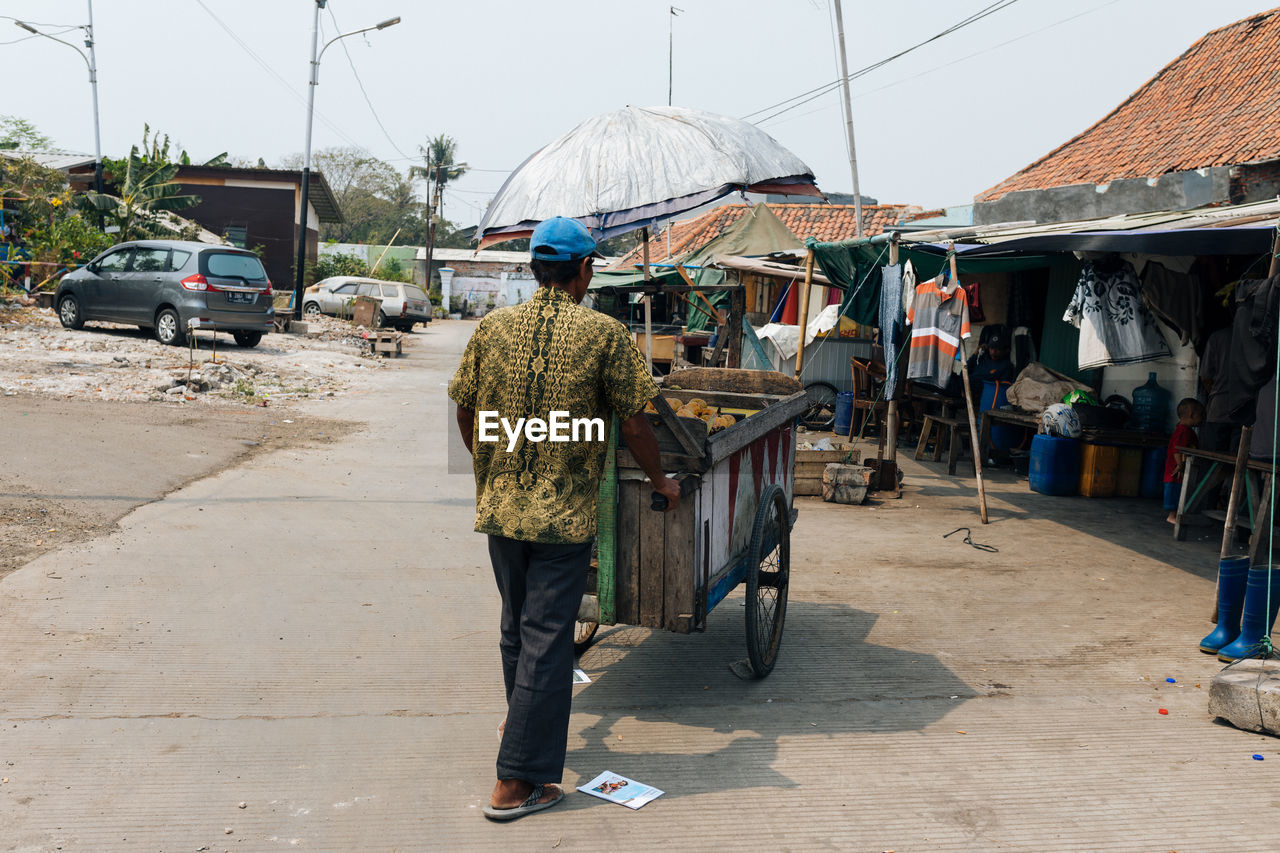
[482,783,564,821]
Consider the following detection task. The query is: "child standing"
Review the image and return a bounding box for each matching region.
[1165,398,1205,523]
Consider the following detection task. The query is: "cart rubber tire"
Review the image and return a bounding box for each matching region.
[573,620,599,655]
[745,483,790,678]
[801,381,838,431]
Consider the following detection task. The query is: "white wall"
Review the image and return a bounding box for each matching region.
[1099,320,1197,432]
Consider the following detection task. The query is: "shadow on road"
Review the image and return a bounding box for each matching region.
[565,596,976,799]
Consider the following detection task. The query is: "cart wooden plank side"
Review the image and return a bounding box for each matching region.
[579,368,807,678]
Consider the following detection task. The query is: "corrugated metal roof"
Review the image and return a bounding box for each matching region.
[416,247,531,264]
[0,150,96,171]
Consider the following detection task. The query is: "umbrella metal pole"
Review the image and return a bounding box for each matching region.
[886,234,900,468]
[794,253,815,376]
[950,246,987,523]
[641,227,653,371]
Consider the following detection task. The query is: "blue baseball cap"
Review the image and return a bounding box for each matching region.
[530,217,602,262]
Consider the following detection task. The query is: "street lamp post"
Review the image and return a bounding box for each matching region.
[294,2,400,319]
[16,0,104,219]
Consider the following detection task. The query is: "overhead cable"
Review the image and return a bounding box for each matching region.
[326,3,415,162]
[742,0,1021,125]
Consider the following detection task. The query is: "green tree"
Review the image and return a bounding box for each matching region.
[411,134,469,223]
[283,147,424,245]
[0,116,54,151]
[0,155,109,289]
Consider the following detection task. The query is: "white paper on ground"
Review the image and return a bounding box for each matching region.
[572,669,591,685]
[577,771,664,809]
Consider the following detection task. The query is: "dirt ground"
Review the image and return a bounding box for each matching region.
[0,301,395,406]
[0,301,397,580]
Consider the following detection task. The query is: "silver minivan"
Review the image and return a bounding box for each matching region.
[55,240,275,347]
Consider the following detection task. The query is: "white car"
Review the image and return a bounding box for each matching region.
[302,277,433,331]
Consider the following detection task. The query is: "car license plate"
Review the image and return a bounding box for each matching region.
[227,292,254,304]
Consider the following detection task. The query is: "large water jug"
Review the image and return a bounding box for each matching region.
[1131,372,1171,432]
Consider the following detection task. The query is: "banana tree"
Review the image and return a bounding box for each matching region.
[76,126,228,242]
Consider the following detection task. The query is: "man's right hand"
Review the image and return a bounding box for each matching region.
[653,475,682,512]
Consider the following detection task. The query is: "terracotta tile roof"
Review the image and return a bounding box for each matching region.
[977,8,1280,202]
[609,203,916,268]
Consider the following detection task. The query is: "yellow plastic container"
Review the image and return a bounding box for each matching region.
[1115,447,1143,497]
[1078,443,1120,497]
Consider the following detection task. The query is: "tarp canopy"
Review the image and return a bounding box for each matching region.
[808,197,1280,328]
[476,106,821,248]
[684,203,804,263]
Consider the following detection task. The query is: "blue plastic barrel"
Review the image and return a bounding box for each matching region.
[1030,434,1080,495]
[980,380,1019,451]
[834,391,856,436]
[1140,446,1167,499]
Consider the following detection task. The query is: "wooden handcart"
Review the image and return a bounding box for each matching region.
[576,368,808,678]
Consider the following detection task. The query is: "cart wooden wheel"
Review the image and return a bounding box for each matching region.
[573,620,599,655]
[745,483,790,677]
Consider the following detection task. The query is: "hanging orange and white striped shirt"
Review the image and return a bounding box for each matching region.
[906,274,971,390]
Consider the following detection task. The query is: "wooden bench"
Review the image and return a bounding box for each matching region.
[915,414,972,474]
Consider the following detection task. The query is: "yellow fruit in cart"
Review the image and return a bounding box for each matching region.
[644,400,657,414]
[664,396,684,410]
[686,397,708,413]
[675,405,697,418]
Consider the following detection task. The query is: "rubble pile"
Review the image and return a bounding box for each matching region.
[0,305,393,406]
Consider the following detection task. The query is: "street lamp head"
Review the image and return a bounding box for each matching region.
[376,16,401,30]
[15,20,39,34]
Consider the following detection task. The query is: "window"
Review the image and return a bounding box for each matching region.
[357,283,379,296]
[334,283,359,294]
[97,249,132,273]
[169,250,192,271]
[381,284,399,298]
[202,251,267,282]
[406,285,428,301]
[223,226,248,248]
[132,248,168,272]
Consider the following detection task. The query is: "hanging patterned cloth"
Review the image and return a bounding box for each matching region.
[1063,259,1170,370]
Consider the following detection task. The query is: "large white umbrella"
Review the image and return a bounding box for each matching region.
[476,105,822,249]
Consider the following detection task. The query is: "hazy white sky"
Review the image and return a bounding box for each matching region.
[3,0,1272,227]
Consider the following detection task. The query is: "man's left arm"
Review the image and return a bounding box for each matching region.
[456,406,474,454]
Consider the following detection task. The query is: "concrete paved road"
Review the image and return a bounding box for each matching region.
[4,319,1280,851]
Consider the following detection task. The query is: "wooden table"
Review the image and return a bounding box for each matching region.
[977,408,1168,465]
[1174,448,1277,559]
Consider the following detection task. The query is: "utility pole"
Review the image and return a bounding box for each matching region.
[668,6,683,106]
[14,3,104,229]
[84,0,102,202]
[293,4,400,318]
[831,0,864,237]
[295,0,323,319]
[424,164,440,305]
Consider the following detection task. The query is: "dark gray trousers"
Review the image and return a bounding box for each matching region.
[487,535,591,783]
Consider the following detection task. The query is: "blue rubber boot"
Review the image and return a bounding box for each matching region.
[1217,566,1280,662]
[1200,556,1250,653]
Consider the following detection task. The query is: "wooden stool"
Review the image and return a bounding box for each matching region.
[914,415,972,474]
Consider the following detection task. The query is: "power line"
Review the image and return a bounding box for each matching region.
[0,15,82,28]
[742,0,1021,125]
[326,3,414,162]
[190,0,371,156]
[758,0,1127,131]
[0,25,84,46]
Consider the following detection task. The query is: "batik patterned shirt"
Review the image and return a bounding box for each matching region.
[448,286,658,544]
